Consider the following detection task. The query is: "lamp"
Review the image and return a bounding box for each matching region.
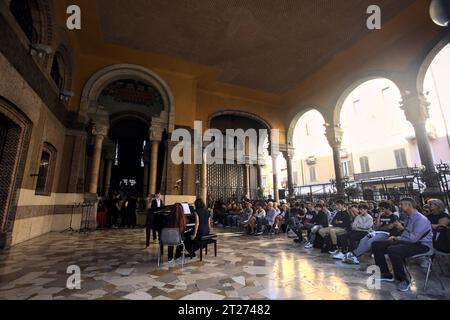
[430,0,450,27]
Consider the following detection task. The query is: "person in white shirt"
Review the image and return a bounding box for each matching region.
[248,203,266,235]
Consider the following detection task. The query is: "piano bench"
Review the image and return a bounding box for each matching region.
[191,235,217,262]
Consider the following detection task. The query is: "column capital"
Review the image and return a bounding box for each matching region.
[400,91,430,126]
[89,108,109,138]
[149,126,165,142]
[324,123,344,149]
[280,145,295,160]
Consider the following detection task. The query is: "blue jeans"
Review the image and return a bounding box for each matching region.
[227,215,240,227]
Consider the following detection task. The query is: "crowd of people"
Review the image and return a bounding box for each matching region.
[211,196,450,292]
[96,192,141,229]
[95,188,450,292]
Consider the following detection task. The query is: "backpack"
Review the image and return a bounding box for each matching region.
[434,227,450,253]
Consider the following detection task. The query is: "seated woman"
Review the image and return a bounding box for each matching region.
[186,199,213,257]
[425,198,450,235]
[166,203,187,264]
[275,203,289,232]
[241,202,253,227]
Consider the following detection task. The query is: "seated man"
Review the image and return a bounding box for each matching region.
[304,203,330,249]
[226,203,243,228]
[371,198,433,292]
[287,202,304,237]
[294,202,317,243]
[248,203,266,235]
[318,200,351,254]
[262,202,278,233]
[344,201,404,265]
[332,203,374,260]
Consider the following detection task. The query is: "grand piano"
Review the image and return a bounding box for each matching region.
[145,203,196,247]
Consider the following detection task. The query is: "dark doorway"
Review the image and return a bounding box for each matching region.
[109,119,148,196]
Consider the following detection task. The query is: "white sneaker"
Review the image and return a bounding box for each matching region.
[332,252,346,260]
[344,255,360,265]
[304,242,314,249]
[168,259,175,266]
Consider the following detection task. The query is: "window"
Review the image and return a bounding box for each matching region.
[50,53,65,91]
[394,148,408,168]
[10,0,41,43]
[309,166,317,182]
[360,156,370,173]
[35,143,56,196]
[341,160,349,177]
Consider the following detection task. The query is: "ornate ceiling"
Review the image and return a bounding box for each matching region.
[96,0,416,93]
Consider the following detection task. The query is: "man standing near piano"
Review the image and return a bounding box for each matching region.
[149,191,165,241]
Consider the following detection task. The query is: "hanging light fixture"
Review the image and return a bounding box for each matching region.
[430,0,450,27]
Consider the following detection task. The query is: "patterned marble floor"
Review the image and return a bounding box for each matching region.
[0,228,449,300]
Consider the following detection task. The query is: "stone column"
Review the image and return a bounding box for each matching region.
[243,160,251,199]
[148,127,164,198]
[200,151,208,201]
[282,147,295,199]
[271,153,280,203]
[87,110,109,195]
[102,139,116,197]
[325,124,345,196]
[142,143,150,197]
[401,91,440,192]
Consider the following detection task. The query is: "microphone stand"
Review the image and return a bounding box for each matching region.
[61,203,78,233]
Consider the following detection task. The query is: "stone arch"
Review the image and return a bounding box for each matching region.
[80,64,175,132]
[0,96,32,248]
[207,110,272,130]
[416,33,450,95]
[287,107,327,147]
[332,71,403,125]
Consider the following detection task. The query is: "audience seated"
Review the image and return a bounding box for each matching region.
[343,201,404,265]
[294,202,317,243]
[371,198,433,292]
[304,203,330,249]
[208,194,449,293]
[318,200,351,253]
[332,203,374,260]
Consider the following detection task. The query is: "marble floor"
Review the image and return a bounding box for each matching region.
[0,228,449,300]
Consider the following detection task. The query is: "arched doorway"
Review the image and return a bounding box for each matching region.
[81,65,174,202]
[204,111,271,202]
[289,109,333,197]
[0,98,31,249]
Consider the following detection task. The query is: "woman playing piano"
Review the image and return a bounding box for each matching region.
[186,198,212,258]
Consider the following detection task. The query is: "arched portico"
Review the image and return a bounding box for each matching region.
[80,64,176,200]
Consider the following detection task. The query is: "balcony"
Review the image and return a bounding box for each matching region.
[353,168,415,181]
